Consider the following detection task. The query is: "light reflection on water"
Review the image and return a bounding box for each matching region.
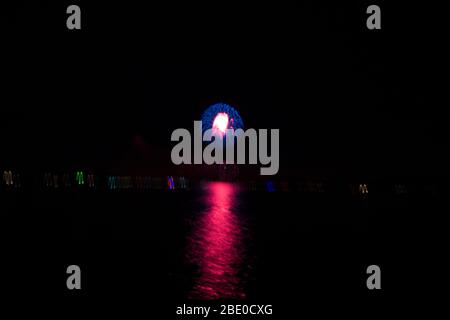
[187,182,248,300]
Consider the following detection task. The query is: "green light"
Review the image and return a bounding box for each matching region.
[76,171,84,185]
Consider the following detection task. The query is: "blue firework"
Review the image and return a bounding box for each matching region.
[201,102,244,134]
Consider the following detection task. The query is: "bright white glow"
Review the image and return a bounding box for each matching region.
[212,112,229,135]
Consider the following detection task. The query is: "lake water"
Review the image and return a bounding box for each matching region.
[3,179,440,316]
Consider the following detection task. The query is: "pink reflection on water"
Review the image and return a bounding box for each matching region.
[187,182,247,300]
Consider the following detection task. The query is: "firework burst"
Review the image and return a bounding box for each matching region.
[201,103,244,136]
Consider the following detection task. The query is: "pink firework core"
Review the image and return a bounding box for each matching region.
[212,112,229,135]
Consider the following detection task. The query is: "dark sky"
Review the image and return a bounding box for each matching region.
[1,1,447,178]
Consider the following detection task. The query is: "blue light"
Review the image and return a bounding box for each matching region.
[167,176,175,190]
[201,102,244,134]
[266,181,275,193]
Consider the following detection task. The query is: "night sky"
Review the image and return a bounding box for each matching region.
[1,1,447,178]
